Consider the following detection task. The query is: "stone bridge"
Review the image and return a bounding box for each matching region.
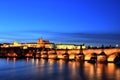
[50,48,120,62]
[1,47,120,62]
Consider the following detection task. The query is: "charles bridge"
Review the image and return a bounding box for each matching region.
[0,47,120,62]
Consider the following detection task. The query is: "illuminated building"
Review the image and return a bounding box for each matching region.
[56,44,86,49]
[1,38,86,50]
[1,38,55,49]
[37,38,54,48]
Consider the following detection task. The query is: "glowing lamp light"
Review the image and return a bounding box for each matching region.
[116,44,118,47]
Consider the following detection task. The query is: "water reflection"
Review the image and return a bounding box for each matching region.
[6,58,16,63]
[0,59,120,80]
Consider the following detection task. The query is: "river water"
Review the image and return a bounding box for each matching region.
[0,58,120,80]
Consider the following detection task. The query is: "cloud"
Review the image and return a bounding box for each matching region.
[19,30,120,39]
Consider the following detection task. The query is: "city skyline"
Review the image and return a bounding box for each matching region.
[0,0,120,46]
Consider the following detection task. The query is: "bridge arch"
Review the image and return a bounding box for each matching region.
[107,52,120,62]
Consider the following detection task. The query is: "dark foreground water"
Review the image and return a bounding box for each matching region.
[0,58,120,80]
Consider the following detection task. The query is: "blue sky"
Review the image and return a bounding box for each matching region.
[0,0,120,46]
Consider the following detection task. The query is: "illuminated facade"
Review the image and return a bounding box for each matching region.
[56,44,86,49]
[1,38,55,49]
[0,38,86,50]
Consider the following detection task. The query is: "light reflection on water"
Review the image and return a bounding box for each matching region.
[0,58,120,80]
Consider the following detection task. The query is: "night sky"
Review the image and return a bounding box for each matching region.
[0,0,120,46]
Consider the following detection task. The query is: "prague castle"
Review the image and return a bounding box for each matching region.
[1,38,86,49]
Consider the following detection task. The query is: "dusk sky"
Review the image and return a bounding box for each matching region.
[0,0,120,46]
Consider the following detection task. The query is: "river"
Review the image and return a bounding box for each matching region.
[0,58,120,80]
